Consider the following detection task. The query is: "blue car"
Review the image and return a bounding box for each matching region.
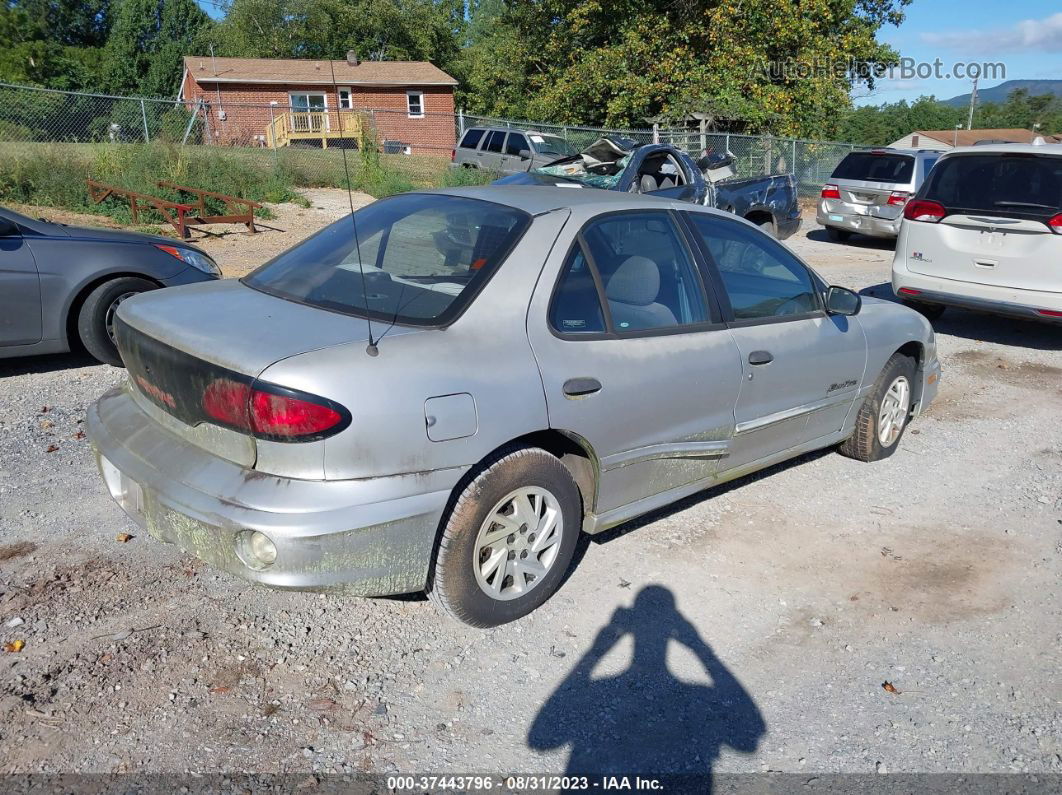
[0,205,220,366]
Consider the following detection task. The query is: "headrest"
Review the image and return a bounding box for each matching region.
[606,256,660,306]
[640,174,658,193]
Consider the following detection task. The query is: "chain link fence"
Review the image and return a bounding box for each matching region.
[0,81,862,207]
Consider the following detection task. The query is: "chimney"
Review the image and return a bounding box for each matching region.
[347,50,359,66]
[911,134,919,147]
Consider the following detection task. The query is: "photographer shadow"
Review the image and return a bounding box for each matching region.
[528,585,765,785]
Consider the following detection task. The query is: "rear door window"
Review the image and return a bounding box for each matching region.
[919,153,1062,222]
[832,152,915,183]
[459,128,485,149]
[484,130,506,153]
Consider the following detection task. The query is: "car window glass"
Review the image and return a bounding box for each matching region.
[832,152,914,183]
[484,130,505,153]
[459,129,484,150]
[549,245,606,334]
[687,214,818,320]
[920,153,1061,220]
[505,133,529,156]
[581,212,708,331]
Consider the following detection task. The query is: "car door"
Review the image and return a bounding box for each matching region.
[479,129,507,172]
[0,216,43,347]
[683,212,867,467]
[526,208,743,518]
[501,131,532,173]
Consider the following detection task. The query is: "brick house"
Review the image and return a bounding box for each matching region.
[179,55,458,156]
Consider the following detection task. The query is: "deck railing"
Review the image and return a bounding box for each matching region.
[266,110,366,148]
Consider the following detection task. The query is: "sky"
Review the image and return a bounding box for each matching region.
[194,1,1061,107]
[854,2,1062,106]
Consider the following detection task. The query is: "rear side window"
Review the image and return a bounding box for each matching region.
[484,130,505,153]
[505,133,529,156]
[244,194,530,327]
[549,246,606,333]
[459,128,485,149]
[832,152,915,183]
[919,153,1062,221]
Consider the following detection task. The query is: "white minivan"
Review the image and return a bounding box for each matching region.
[892,143,1062,323]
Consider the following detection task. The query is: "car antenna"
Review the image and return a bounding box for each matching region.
[329,57,378,357]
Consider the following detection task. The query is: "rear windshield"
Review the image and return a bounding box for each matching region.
[918,153,1062,221]
[244,194,530,326]
[831,152,915,183]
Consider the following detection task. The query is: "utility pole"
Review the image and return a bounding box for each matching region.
[966,76,978,132]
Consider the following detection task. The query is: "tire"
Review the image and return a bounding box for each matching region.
[901,299,946,321]
[839,353,917,463]
[755,218,776,239]
[826,227,852,243]
[76,277,157,366]
[427,447,582,628]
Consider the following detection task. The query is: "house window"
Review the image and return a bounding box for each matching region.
[406,91,424,118]
[338,87,352,110]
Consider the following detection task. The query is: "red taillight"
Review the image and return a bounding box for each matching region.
[821,184,840,200]
[887,191,910,207]
[202,379,348,440]
[1037,309,1062,318]
[250,390,343,438]
[202,378,251,427]
[904,199,947,223]
[1048,213,1062,234]
[898,287,922,296]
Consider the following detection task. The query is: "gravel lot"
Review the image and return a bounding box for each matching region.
[0,200,1059,779]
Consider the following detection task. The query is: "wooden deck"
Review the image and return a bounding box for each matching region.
[266,110,366,148]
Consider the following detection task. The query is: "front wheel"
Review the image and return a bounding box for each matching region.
[77,277,157,366]
[427,447,581,627]
[839,353,917,462]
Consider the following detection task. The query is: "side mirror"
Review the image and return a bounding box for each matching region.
[518,149,532,160]
[825,285,861,316]
[0,217,19,237]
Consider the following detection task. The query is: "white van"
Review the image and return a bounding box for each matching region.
[892,143,1062,322]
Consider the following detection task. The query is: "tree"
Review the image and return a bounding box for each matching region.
[103,0,212,97]
[458,0,913,138]
[0,1,112,89]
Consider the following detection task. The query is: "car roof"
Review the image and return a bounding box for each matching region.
[942,142,1062,157]
[420,185,721,216]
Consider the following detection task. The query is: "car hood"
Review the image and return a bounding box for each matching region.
[58,224,202,249]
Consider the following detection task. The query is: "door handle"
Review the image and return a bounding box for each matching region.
[748,350,773,366]
[563,377,602,397]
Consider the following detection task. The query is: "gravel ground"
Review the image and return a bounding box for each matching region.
[0,206,1059,778]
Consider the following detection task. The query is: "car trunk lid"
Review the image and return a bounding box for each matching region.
[114,279,420,467]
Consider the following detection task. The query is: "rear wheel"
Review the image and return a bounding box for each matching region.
[826,227,852,243]
[840,353,917,462]
[901,299,946,321]
[427,447,581,627]
[77,277,157,366]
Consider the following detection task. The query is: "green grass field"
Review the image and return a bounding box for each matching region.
[0,141,494,226]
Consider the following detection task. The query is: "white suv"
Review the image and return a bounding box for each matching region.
[892,143,1062,323]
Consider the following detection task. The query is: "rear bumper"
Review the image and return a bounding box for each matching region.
[87,387,467,595]
[892,261,1062,323]
[817,203,901,238]
[776,214,801,240]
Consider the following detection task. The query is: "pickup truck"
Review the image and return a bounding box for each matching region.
[494,137,802,239]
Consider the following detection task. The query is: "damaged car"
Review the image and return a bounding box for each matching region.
[88,187,937,627]
[495,137,802,239]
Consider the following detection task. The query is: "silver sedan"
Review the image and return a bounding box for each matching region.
[88,187,940,627]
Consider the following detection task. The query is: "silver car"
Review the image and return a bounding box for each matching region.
[452,126,578,173]
[88,187,940,627]
[818,149,940,241]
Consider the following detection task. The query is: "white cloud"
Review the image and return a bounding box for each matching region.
[923,12,1062,53]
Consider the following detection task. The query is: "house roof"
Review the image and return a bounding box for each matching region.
[915,128,1062,147]
[183,56,457,87]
